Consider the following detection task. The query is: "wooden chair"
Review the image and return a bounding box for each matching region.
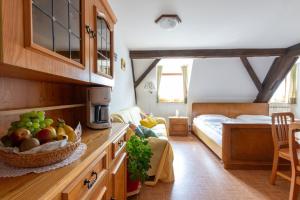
[288,123,300,200]
[270,112,295,184]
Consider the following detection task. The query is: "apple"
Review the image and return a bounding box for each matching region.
[10,128,31,146]
[19,138,40,152]
[36,127,56,144]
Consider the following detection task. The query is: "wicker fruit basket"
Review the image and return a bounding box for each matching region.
[0,141,80,168]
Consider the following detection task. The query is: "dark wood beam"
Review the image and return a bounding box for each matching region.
[130,49,286,59]
[134,59,161,88]
[240,57,262,92]
[287,43,300,57]
[255,56,298,103]
[130,58,137,103]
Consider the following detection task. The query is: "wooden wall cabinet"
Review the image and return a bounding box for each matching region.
[0,0,116,86]
[88,0,116,86]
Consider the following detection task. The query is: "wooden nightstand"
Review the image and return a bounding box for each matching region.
[169,116,188,136]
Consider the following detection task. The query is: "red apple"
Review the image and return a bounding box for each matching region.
[10,128,31,147]
[36,128,56,144]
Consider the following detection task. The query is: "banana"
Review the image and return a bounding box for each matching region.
[57,127,68,141]
[63,125,77,142]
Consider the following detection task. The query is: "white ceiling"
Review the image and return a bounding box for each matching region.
[109,0,300,50]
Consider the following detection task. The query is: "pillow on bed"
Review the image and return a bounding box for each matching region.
[236,115,271,122]
[196,114,230,123]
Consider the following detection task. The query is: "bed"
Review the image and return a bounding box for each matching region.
[192,103,275,169]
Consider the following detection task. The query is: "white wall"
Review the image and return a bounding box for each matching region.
[109,25,135,113]
[292,64,300,118]
[134,57,275,120]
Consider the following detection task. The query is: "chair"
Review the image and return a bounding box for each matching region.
[288,123,300,200]
[270,112,295,184]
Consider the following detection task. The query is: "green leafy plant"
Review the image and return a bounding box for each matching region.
[126,135,153,182]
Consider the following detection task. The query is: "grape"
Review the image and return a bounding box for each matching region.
[40,122,46,129]
[22,118,31,123]
[37,111,45,118]
[33,118,40,123]
[45,118,54,126]
[17,121,25,128]
[32,122,40,129]
[26,121,33,127]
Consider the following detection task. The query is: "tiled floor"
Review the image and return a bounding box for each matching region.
[133,134,293,200]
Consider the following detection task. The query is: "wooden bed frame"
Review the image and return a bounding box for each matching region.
[192,103,274,169]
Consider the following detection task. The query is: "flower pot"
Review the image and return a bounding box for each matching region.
[127,171,141,197]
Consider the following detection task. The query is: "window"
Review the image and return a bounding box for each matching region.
[157,59,193,103]
[270,64,298,104]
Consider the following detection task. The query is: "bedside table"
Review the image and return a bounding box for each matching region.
[169,116,188,136]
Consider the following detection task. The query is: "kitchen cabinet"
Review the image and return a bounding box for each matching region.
[0,123,128,200]
[0,0,116,86]
[88,0,116,86]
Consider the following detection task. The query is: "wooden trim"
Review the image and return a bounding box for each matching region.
[23,0,85,69]
[0,104,86,116]
[240,57,262,91]
[0,0,3,61]
[129,49,287,59]
[100,0,117,24]
[134,59,161,88]
[255,56,298,102]
[131,59,137,103]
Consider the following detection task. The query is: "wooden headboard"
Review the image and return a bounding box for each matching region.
[192,103,269,119]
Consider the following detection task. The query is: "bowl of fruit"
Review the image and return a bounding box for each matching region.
[0,111,81,168]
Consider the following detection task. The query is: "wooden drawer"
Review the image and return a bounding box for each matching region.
[112,131,126,159]
[172,124,188,132]
[170,118,187,125]
[62,150,108,200]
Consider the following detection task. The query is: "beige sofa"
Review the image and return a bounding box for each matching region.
[111,106,174,185]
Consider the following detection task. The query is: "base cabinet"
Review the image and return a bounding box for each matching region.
[62,129,127,200]
[110,152,127,200]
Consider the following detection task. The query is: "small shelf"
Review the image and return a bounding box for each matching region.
[0,104,86,116]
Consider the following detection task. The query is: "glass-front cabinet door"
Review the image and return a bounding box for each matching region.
[94,9,113,78]
[26,0,85,68]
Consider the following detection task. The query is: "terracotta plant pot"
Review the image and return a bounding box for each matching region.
[127,171,141,197]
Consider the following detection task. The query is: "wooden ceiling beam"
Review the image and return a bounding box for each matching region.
[240,57,262,92]
[255,56,298,103]
[130,58,137,103]
[130,49,286,59]
[286,43,300,57]
[134,59,161,88]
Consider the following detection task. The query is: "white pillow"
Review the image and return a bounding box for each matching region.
[196,114,230,123]
[236,115,271,121]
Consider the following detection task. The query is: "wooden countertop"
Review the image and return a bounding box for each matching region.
[0,123,128,200]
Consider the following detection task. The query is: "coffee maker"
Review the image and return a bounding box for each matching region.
[87,87,111,129]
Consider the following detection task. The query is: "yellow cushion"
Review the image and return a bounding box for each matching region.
[140,117,158,128]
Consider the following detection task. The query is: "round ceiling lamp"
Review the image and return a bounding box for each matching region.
[155,14,182,30]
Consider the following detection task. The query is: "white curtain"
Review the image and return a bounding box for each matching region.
[156,65,163,102]
[181,65,188,104]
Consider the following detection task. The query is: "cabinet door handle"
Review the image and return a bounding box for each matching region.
[83,171,98,189]
[85,25,92,34]
[118,140,124,147]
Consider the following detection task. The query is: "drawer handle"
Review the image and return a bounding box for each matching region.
[83,171,98,189]
[118,140,124,147]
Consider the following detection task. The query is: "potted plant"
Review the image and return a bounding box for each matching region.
[126,135,152,196]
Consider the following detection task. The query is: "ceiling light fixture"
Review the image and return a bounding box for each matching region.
[155,14,182,30]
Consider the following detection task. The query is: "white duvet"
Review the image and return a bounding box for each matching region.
[193,114,272,145]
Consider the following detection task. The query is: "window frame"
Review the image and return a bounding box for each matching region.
[158,71,185,103]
